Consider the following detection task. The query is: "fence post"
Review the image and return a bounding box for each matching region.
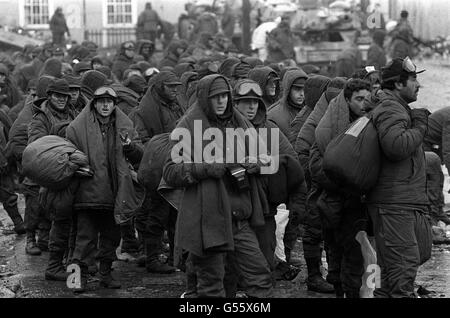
[102,29,108,48]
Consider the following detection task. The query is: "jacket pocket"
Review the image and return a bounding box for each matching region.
[378,209,416,247]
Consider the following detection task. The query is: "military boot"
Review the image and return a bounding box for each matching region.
[72,264,89,294]
[99,262,121,289]
[120,223,140,254]
[5,206,26,235]
[305,257,335,294]
[25,231,42,256]
[145,242,176,274]
[45,251,69,281]
[37,229,50,251]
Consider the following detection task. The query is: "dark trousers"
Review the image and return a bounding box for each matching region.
[254,216,276,271]
[425,151,446,222]
[23,184,51,234]
[188,220,273,298]
[72,210,120,270]
[323,205,367,293]
[135,192,177,254]
[302,187,324,260]
[52,32,65,46]
[0,174,20,221]
[43,183,78,254]
[142,30,158,42]
[368,205,432,298]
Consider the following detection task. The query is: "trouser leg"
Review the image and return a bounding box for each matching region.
[23,185,41,234]
[97,211,121,265]
[368,205,428,298]
[254,216,276,271]
[190,252,226,298]
[425,151,447,223]
[232,220,273,298]
[72,211,99,269]
[0,175,23,228]
[184,253,198,297]
[338,207,366,296]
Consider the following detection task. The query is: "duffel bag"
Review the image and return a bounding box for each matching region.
[323,115,380,194]
[22,135,88,190]
[137,133,172,191]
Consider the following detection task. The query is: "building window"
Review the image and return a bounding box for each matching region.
[24,0,50,25]
[105,0,136,27]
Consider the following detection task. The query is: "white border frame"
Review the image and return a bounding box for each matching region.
[102,0,137,28]
[18,0,55,29]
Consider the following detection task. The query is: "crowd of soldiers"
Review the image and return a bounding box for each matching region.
[0,5,447,299]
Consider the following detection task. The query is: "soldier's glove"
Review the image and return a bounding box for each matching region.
[239,155,271,175]
[75,166,94,178]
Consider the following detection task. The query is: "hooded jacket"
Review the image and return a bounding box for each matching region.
[173,63,195,78]
[289,75,330,144]
[112,43,136,81]
[178,71,197,111]
[129,72,184,144]
[218,57,240,79]
[367,89,429,206]
[267,69,308,139]
[66,102,144,224]
[248,66,280,109]
[161,74,268,257]
[158,41,187,69]
[239,86,307,221]
[136,40,157,66]
[6,97,34,162]
[309,90,365,228]
[111,83,140,116]
[294,85,343,176]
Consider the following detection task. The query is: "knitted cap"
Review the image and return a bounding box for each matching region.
[208,77,229,98]
[81,70,108,96]
[63,75,82,88]
[40,58,62,78]
[124,75,148,95]
[233,62,251,79]
[46,79,71,96]
[36,76,55,98]
[96,65,112,79]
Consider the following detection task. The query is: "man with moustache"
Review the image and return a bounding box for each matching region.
[367,57,433,298]
[27,79,77,281]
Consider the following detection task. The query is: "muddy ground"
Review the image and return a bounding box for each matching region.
[1,57,450,298]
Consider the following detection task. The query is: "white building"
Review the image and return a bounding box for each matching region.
[0,0,190,47]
